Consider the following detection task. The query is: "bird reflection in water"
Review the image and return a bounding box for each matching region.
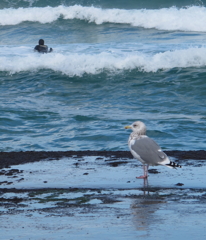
[131,180,167,232]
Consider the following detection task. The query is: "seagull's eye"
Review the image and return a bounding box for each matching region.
[133,124,137,127]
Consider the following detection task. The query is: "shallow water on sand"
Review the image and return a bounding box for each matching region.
[1,155,206,239]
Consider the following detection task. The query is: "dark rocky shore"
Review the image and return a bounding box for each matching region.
[0,150,205,169]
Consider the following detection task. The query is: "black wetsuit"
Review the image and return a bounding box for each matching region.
[34,45,53,53]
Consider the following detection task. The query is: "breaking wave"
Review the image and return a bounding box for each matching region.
[1,5,206,32]
[1,47,206,76]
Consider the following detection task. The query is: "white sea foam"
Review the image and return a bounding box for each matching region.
[1,5,206,32]
[1,47,206,75]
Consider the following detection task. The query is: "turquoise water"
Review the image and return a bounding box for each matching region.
[0,0,206,151]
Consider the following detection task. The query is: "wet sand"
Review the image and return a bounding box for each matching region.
[0,151,206,239]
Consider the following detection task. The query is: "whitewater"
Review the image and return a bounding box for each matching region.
[1,47,206,75]
[1,5,206,32]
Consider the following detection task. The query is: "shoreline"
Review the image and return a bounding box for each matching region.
[1,150,206,239]
[0,150,205,169]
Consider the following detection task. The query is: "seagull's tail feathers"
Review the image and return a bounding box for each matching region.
[166,161,182,169]
[158,156,182,169]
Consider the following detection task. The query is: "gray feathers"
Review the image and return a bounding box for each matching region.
[130,137,168,166]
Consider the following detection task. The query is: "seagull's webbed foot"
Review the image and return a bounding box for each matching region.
[136,175,148,179]
[136,165,149,179]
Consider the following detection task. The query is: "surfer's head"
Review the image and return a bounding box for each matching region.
[39,39,44,45]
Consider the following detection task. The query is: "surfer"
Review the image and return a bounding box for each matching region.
[34,39,53,53]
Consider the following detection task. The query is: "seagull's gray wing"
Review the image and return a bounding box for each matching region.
[130,137,167,165]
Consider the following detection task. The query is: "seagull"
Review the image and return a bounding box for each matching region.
[125,121,181,179]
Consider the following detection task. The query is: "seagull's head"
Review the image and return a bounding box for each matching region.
[125,121,146,135]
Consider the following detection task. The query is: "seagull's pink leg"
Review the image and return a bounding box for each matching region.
[136,165,149,179]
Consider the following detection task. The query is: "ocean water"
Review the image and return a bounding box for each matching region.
[0,0,206,152]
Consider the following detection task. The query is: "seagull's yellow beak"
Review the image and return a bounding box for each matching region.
[124,125,132,129]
